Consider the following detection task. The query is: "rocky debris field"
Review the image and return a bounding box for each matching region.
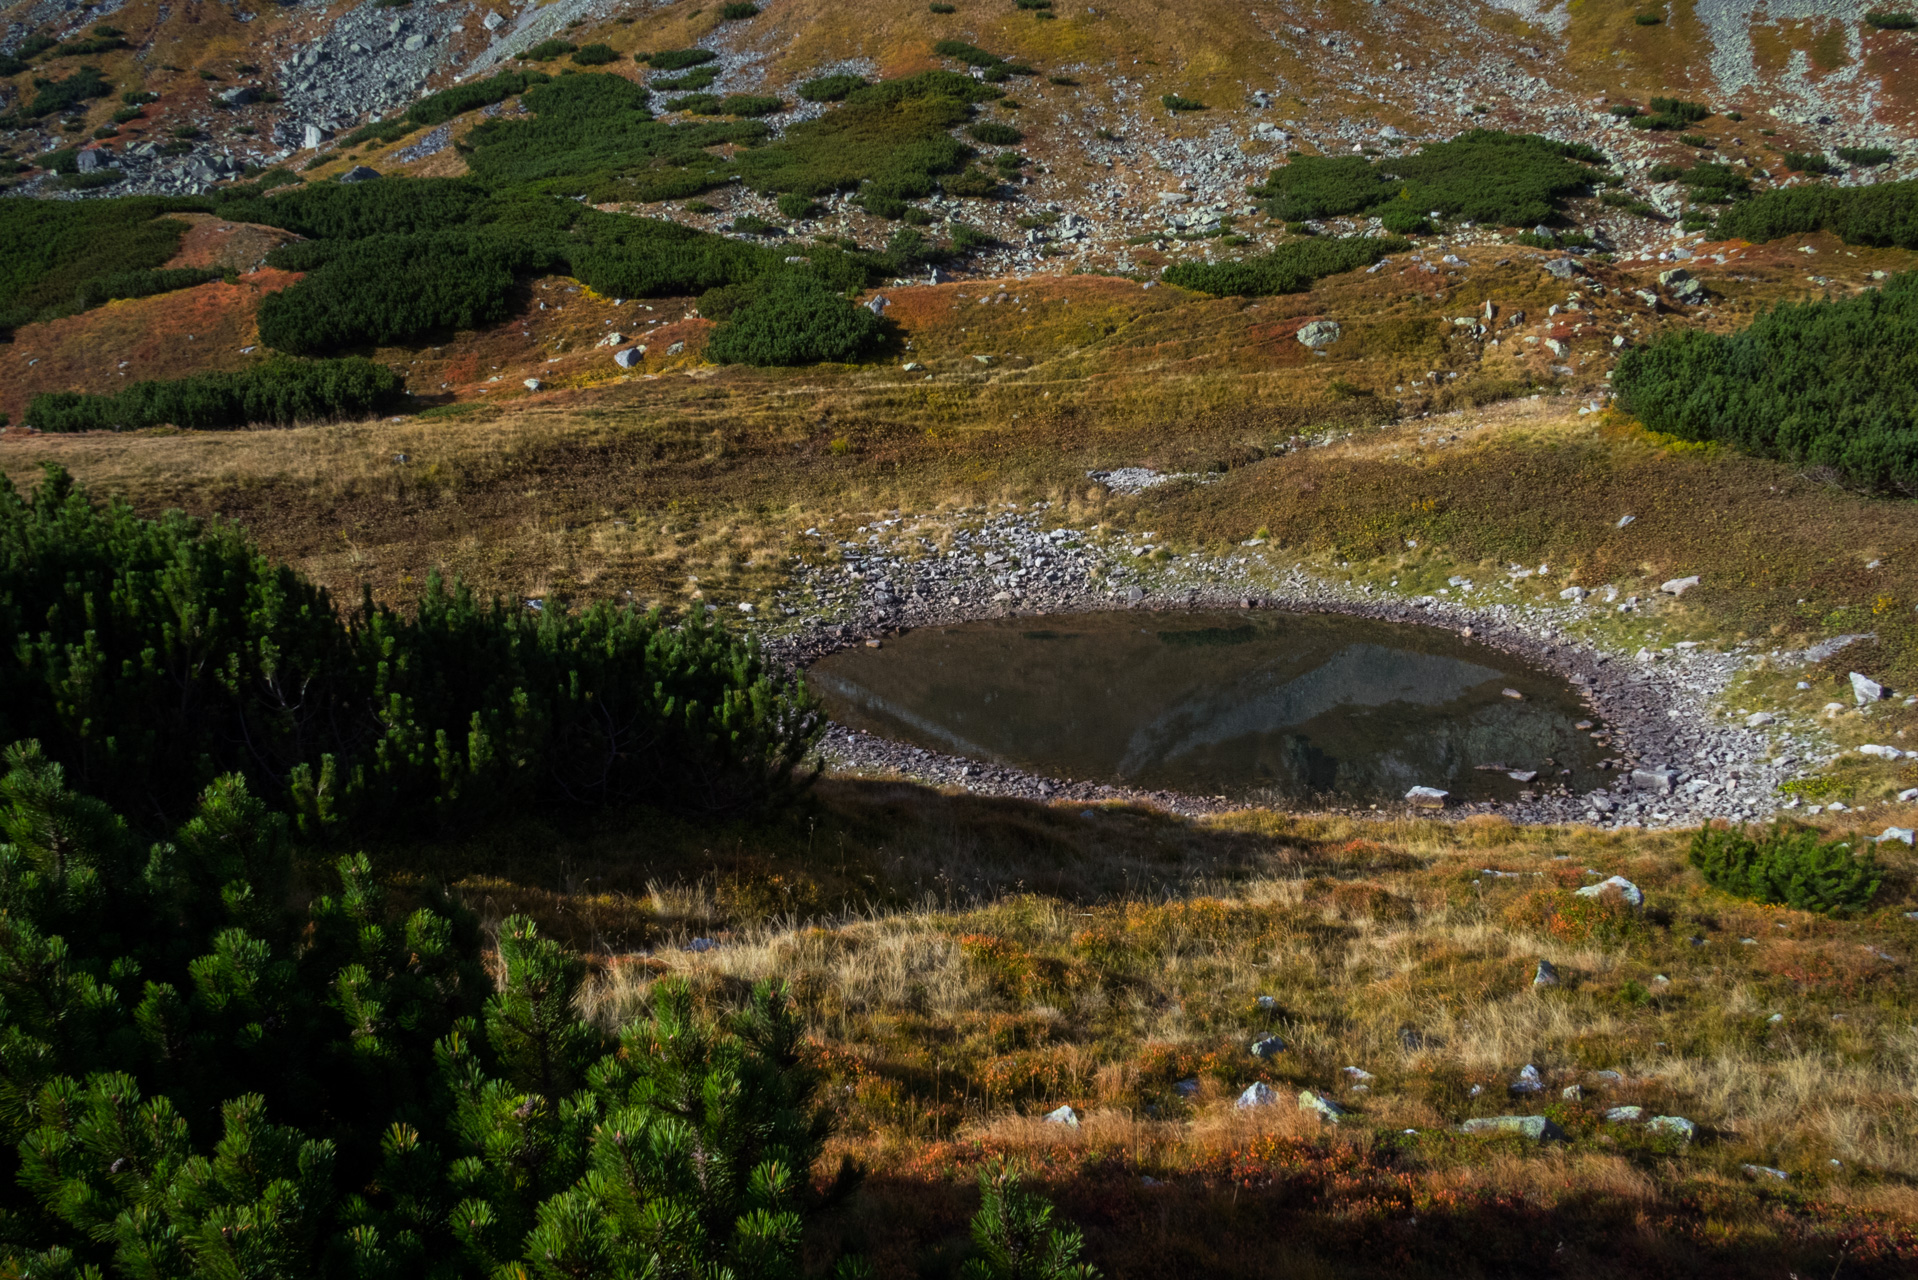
[755,498,1899,830]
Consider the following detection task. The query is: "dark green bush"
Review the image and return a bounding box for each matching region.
[968,120,1023,145]
[0,467,824,829]
[1162,94,1207,111]
[341,118,418,148]
[730,212,779,234]
[706,272,883,365]
[719,93,784,116]
[667,91,724,113]
[1614,272,1918,493]
[962,1163,1098,1280]
[1837,146,1897,166]
[1681,162,1751,202]
[1688,822,1881,913]
[721,1,761,15]
[25,357,405,431]
[0,737,840,1276]
[219,176,489,238]
[26,65,111,118]
[570,42,617,66]
[1866,10,1916,29]
[799,73,867,102]
[945,167,1003,197]
[652,65,718,90]
[1713,179,1918,246]
[70,265,220,310]
[517,37,577,61]
[0,196,209,337]
[1785,150,1835,173]
[934,39,1005,68]
[733,82,974,204]
[1254,130,1604,228]
[1631,96,1710,130]
[931,2,957,10]
[256,233,537,353]
[1634,11,1663,22]
[950,223,993,251]
[647,48,719,70]
[777,191,822,219]
[1163,235,1408,296]
[405,69,550,127]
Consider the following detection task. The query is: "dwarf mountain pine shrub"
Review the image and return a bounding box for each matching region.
[1688,822,1882,913]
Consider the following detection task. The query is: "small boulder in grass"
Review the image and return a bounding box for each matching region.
[1533,959,1560,987]
[1743,1163,1790,1181]
[1249,1035,1286,1058]
[1461,1115,1566,1141]
[1405,785,1449,809]
[1574,875,1644,908]
[1044,1105,1079,1127]
[1647,1115,1695,1141]
[1604,1105,1644,1123]
[1236,1082,1278,1109]
[1298,1090,1348,1123]
[1510,1064,1544,1094]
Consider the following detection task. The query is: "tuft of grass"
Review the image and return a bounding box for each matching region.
[1162,94,1208,112]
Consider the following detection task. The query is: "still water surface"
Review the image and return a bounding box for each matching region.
[809,611,1601,803]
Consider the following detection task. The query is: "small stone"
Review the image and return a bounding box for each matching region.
[614,347,643,368]
[1256,995,1278,1012]
[1660,576,1700,596]
[1501,688,1524,700]
[1174,1077,1200,1097]
[1559,585,1588,601]
[303,124,331,149]
[1562,1085,1583,1101]
[1298,1089,1348,1122]
[1250,1035,1286,1058]
[684,937,719,953]
[901,362,925,372]
[1878,827,1916,846]
[338,165,382,184]
[1044,1105,1080,1127]
[1851,672,1886,704]
[1506,770,1537,782]
[1746,712,1775,727]
[1296,319,1342,348]
[1533,960,1560,987]
[666,342,685,356]
[1647,1115,1695,1141]
[1604,1105,1644,1122]
[1616,514,1636,528]
[482,10,505,30]
[1460,1115,1566,1140]
[404,33,427,52]
[522,378,542,391]
[1342,1066,1375,1083]
[1630,767,1676,794]
[1742,1164,1790,1181]
[220,85,258,107]
[1405,785,1449,809]
[1510,1064,1544,1093]
[864,639,882,649]
[1236,1082,1278,1109]
[1574,875,1644,908]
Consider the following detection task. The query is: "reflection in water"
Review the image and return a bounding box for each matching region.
[809,611,1601,803]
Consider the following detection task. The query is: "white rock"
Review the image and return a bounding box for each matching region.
[1236,1082,1278,1109]
[1877,827,1915,846]
[1404,785,1449,808]
[1851,672,1885,704]
[1533,959,1559,987]
[1745,712,1775,727]
[1605,1105,1644,1123]
[522,378,542,391]
[1298,1090,1348,1122]
[1558,586,1587,601]
[1342,1066,1375,1082]
[1899,788,1918,802]
[1044,1105,1080,1127]
[1296,319,1342,348]
[1858,744,1903,759]
[1660,576,1700,595]
[1574,875,1644,908]
[482,10,505,30]
[1742,1164,1790,1181]
[613,347,643,368]
[901,362,925,372]
[1616,514,1635,528]
[1510,1064,1544,1094]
